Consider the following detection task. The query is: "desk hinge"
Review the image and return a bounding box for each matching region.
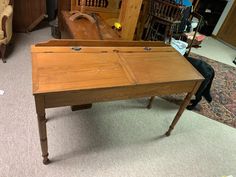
[71,47,82,52]
[144,47,152,51]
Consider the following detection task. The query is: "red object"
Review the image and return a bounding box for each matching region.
[185,32,206,41]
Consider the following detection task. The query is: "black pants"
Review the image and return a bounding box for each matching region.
[186,57,215,109]
[178,7,192,33]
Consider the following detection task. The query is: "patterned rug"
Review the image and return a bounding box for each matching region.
[162,53,236,128]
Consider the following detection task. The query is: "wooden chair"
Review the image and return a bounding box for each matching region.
[185,12,203,56]
[145,0,186,42]
[71,0,120,21]
[147,12,204,110]
[77,0,109,8]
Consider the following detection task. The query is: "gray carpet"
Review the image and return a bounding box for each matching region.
[0,28,236,177]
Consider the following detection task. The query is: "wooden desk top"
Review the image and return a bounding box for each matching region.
[32,40,203,95]
[61,11,120,40]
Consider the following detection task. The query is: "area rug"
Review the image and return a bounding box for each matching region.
[162,53,236,128]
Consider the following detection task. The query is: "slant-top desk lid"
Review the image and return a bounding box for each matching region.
[31,40,203,95]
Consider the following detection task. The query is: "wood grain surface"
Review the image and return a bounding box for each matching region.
[32,40,204,164]
[61,11,120,39]
[32,41,203,95]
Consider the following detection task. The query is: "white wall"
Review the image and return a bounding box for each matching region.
[212,0,234,35]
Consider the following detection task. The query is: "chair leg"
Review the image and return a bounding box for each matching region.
[145,19,152,40]
[164,25,169,43]
[147,96,155,109]
[0,44,6,63]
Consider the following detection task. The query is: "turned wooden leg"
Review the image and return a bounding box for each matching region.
[0,44,6,63]
[37,113,50,164]
[165,92,192,136]
[35,96,50,165]
[147,96,155,109]
[165,82,202,136]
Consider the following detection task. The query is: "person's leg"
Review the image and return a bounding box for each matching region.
[203,68,215,103]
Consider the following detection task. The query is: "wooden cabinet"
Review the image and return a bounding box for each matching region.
[217,1,236,47]
[13,0,46,32]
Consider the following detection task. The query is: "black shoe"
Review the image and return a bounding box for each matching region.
[187,104,201,111]
[204,94,212,103]
[233,57,236,65]
[187,104,195,110]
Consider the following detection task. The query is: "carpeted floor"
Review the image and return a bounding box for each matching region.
[162,54,236,128]
[0,28,236,177]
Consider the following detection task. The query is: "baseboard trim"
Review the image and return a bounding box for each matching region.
[211,34,236,50]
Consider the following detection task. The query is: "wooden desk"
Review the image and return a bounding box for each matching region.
[32,40,203,164]
[61,11,120,40]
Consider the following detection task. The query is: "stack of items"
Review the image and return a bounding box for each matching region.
[185,31,206,47]
[171,38,188,55]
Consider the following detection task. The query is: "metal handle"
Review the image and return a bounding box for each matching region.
[71,47,82,52]
[144,47,152,51]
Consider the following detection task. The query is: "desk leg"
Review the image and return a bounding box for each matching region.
[165,82,201,136]
[147,96,155,109]
[35,96,50,165]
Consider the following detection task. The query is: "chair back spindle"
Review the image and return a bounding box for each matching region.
[71,0,119,21]
[145,0,186,42]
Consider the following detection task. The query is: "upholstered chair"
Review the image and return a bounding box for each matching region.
[0,0,13,63]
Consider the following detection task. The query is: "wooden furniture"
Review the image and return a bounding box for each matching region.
[0,0,13,63]
[71,0,119,12]
[71,0,120,24]
[58,0,71,29]
[217,0,236,47]
[145,0,186,42]
[58,0,71,11]
[13,0,46,32]
[118,0,143,40]
[135,0,150,40]
[31,40,203,164]
[60,0,121,39]
[61,11,120,39]
[116,0,200,40]
[147,12,203,108]
[59,0,146,40]
[185,12,203,56]
[192,0,200,11]
[134,0,200,40]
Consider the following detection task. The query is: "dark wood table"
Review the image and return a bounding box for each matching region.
[31,40,203,164]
